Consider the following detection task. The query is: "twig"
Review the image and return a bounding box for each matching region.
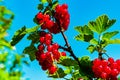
[59,45,69,52]
[103,53,110,58]
[60,30,81,69]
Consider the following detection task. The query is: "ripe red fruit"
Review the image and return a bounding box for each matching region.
[41,66,48,70]
[45,40,51,45]
[61,52,66,56]
[47,45,53,52]
[36,12,43,19]
[111,69,119,76]
[48,65,57,74]
[46,20,54,29]
[116,59,120,65]
[62,4,68,9]
[110,62,118,69]
[117,66,120,72]
[52,43,59,50]
[45,33,52,40]
[101,72,107,79]
[97,65,103,73]
[108,57,114,64]
[111,76,117,80]
[104,66,111,74]
[101,60,108,67]
[54,4,70,32]
[46,52,53,63]
[39,37,45,43]
[52,49,60,60]
[38,44,44,51]
[93,58,101,66]
[40,53,46,61]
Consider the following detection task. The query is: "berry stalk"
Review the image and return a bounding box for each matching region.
[60,30,81,68]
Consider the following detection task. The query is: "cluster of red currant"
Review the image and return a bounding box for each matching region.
[36,4,70,34]
[35,31,66,74]
[92,57,120,80]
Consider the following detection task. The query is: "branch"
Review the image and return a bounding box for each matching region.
[60,30,81,69]
[55,18,81,72]
[59,45,69,52]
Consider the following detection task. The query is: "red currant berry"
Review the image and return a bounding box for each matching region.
[93,58,101,66]
[61,52,66,56]
[36,12,43,19]
[101,60,108,67]
[52,43,59,50]
[101,72,107,79]
[38,44,44,51]
[47,45,53,52]
[116,59,120,65]
[39,37,45,43]
[48,65,57,74]
[110,62,118,69]
[62,4,68,9]
[45,40,51,45]
[41,66,48,70]
[40,53,46,61]
[104,66,111,74]
[108,57,114,64]
[111,69,119,76]
[45,33,52,40]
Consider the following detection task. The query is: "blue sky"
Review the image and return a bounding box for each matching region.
[2,0,120,80]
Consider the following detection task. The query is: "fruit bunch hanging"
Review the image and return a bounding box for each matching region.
[36,4,70,34]
[35,31,66,74]
[35,3,69,74]
[92,58,120,80]
[10,0,120,80]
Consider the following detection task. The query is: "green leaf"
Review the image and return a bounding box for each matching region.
[23,44,37,61]
[87,45,96,53]
[79,56,93,78]
[47,0,52,4]
[88,15,116,34]
[108,39,120,44]
[40,0,47,3]
[0,39,13,49]
[74,25,93,35]
[74,25,93,42]
[52,1,58,9]
[11,25,40,46]
[100,40,108,48]
[27,31,40,44]
[118,77,120,80]
[58,57,77,66]
[102,31,119,40]
[10,26,26,46]
[49,68,67,78]
[25,25,40,33]
[75,34,93,42]
[0,52,8,62]
[64,67,71,74]
[37,4,44,10]
[75,34,84,41]
[90,38,98,45]
[0,6,14,15]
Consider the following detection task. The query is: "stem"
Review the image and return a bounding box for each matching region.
[55,18,81,69]
[98,34,103,60]
[104,53,110,58]
[98,53,103,60]
[59,45,69,52]
[60,30,81,70]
